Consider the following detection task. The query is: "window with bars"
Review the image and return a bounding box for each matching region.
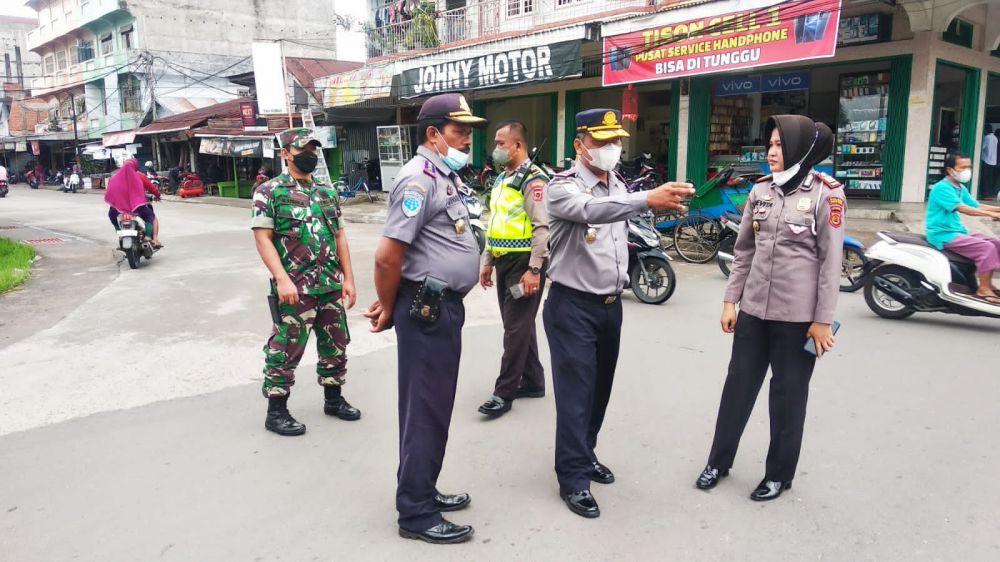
[507,0,534,17]
[121,24,134,50]
[44,55,55,76]
[78,40,95,62]
[56,50,67,71]
[556,0,583,5]
[100,33,114,55]
[120,75,143,113]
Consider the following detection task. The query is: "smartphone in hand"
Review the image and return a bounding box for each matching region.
[509,283,525,300]
[804,320,841,356]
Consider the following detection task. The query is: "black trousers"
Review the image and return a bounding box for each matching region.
[543,284,622,493]
[492,253,546,400]
[394,283,464,532]
[707,311,817,482]
[980,163,997,199]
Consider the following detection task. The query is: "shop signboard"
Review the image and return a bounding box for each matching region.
[714,71,811,96]
[603,0,841,86]
[31,140,40,156]
[199,137,264,158]
[319,65,394,108]
[838,13,889,47]
[241,101,269,132]
[400,41,583,99]
[15,142,27,152]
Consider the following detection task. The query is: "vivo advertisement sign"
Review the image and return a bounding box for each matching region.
[714,71,811,96]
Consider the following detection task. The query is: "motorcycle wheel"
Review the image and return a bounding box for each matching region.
[840,246,868,293]
[473,226,486,254]
[863,264,917,320]
[717,235,735,278]
[126,245,141,269]
[673,215,721,263]
[629,257,676,305]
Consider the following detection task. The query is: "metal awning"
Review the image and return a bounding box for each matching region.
[103,130,137,147]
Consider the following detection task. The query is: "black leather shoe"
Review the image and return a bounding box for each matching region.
[399,519,475,544]
[750,479,792,501]
[591,461,615,484]
[562,490,600,518]
[324,397,361,421]
[265,410,306,436]
[434,492,470,512]
[477,395,512,417]
[695,465,730,490]
[513,387,545,399]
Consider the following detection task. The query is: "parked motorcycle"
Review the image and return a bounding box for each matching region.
[462,190,486,254]
[717,211,870,292]
[863,231,1000,319]
[26,171,39,189]
[63,172,81,193]
[618,152,661,185]
[627,212,676,304]
[0,179,8,198]
[45,171,63,186]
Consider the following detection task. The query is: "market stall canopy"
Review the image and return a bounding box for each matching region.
[102,130,137,147]
[137,98,249,136]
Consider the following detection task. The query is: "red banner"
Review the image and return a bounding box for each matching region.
[240,102,257,127]
[603,0,841,86]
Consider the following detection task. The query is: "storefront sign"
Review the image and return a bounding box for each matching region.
[1,142,15,150]
[603,0,841,86]
[400,41,582,99]
[15,142,27,152]
[31,140,40,156]
[838,13,888,46]
[714,71,811,96]
[319,65,394,108]
[199,137,264,158]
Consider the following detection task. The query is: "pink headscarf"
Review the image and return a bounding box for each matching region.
[105,159,148,212]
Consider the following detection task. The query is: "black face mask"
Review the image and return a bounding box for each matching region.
[290,151,319,174]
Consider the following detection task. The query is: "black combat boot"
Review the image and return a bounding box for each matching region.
[265,396,306,436]
[323,385,361,421]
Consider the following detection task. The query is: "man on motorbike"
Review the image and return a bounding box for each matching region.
[926,152,1000,303]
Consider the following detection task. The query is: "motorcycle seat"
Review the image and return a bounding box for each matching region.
[881,231,975,266]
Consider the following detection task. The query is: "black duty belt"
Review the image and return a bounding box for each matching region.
[400,279,465,302]
[551,282,621,305]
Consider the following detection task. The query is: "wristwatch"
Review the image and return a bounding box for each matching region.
[529,266,541,275]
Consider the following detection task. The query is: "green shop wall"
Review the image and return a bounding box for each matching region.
[685,77,712,186]
[881,56,912,202]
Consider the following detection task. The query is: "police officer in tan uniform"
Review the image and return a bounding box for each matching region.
[695,115,845,501]
[545,109,693,518]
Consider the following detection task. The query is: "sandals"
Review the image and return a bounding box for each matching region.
[974,294,1000,305]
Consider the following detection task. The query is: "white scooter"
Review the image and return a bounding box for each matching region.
[863,230,1000,319]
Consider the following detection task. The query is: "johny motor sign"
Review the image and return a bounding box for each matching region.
[603,0,841,86]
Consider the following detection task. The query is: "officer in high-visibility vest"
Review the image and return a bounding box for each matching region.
[477,120,551,417]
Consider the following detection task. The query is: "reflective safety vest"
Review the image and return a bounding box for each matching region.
[485,165,547,254]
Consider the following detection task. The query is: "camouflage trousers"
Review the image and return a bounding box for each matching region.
[262,291,350,398]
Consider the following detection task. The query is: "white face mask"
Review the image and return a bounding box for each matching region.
[581,142,622,172]
[772,129,819,186]
[433,128,470,171]
[953,169,972,184]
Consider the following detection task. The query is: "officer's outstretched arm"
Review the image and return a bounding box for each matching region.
[546,180,648,224]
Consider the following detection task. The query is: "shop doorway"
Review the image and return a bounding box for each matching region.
[481,94,557,165]
[575,84,672,169]
[929,61,980,191]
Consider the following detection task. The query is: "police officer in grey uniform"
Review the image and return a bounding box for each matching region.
[545,109,693,518]
[695,115,844,501]
[363,93,485,545]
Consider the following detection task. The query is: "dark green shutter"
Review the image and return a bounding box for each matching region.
[959,67,981,159]
[473,100,486,168]
[564,90,580,161]
[549,93,559,164]
[685,77,712,185]
[882,56,911,202]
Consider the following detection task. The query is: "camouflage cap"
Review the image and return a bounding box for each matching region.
[277,128,323,149]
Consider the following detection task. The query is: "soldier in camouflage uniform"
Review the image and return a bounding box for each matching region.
[251,128,360,436]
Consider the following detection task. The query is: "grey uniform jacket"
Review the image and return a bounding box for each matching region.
[545,164,650,295]
[724,171,846,324]
[382,146,480,295]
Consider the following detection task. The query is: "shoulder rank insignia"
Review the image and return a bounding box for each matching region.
[422,159,437,179]
[818,173,842,189]
[554,169,578,179]
[755,175,773,184]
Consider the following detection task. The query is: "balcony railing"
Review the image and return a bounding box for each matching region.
[366,0,653,58]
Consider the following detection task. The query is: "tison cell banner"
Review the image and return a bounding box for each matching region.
[603,0,841,86]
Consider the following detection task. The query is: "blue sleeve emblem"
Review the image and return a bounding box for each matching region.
[402,189,424,218]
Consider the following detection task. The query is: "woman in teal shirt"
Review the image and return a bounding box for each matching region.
[927,153,1000,303]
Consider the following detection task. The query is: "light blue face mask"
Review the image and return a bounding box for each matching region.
[434,128,470,171]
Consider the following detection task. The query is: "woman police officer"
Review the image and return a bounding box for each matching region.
[695,115,845,501]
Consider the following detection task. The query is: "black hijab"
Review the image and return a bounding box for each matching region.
[764,115,834,192]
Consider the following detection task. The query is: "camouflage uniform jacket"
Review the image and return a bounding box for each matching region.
[251,173,343,295]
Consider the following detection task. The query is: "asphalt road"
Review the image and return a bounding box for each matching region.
[1,186,998,561]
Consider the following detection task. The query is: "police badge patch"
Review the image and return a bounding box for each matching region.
[402,189,424,218]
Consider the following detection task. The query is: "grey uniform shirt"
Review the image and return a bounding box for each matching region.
[724,171,846,324]
[545,163,649,294]
[383,146,480,295]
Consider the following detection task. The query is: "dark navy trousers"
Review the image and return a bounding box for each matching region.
[543,284,623,494]
[394,282,464,532]
[707,311,817,482]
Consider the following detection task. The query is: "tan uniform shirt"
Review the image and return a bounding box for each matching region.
[546,164,649,295]
[724,172,846,324]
